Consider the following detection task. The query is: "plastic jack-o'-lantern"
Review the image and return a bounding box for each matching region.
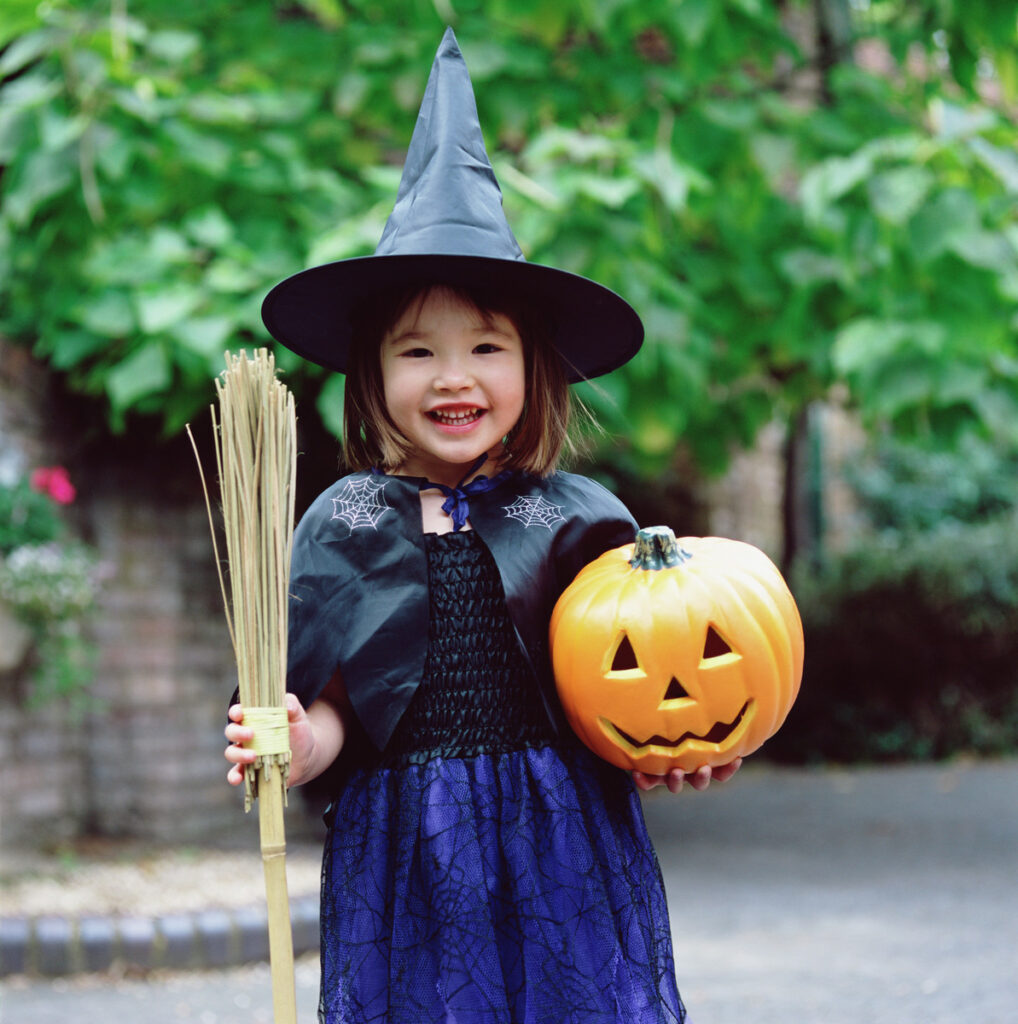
[550,526,804,775]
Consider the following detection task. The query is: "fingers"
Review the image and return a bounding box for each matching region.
[285,692,305,721]
[632,769,685,793]
[631,759,743,794]
[224,703,255,783]
[711,757,743,784]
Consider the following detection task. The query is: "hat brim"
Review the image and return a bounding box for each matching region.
[261,254,642,383]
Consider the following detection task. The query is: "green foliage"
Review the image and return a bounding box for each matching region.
[846,434,1018,534]
[1,0,1017,478]
[0,478,64,553]
[771,516,1018,763]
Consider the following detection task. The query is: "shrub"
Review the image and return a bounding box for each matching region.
[0,467,101,708]
[767,515,1018,763]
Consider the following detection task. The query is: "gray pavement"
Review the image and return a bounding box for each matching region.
[2,758,1016,1023]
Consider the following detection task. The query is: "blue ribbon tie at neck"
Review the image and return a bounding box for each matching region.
[419,455,513,531]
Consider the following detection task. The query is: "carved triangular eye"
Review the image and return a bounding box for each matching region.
[663,677,689,700]
[703,625,732,660]
[611,632,640,671]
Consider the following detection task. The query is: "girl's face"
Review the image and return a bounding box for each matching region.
[380,287,526,486]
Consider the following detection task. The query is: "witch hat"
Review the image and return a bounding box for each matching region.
[261,27,642,381]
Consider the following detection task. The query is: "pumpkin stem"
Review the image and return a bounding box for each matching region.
[629,526,693,571]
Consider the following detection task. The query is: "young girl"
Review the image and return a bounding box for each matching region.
[225,29,738,1024]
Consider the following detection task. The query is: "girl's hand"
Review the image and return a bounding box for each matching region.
[224,693,320,788]
[631,758,742,794]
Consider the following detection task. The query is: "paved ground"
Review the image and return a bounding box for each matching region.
[3,758,1016,1023]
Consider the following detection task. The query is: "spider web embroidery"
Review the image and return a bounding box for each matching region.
[331,477,393,531]
[502,495,566,530]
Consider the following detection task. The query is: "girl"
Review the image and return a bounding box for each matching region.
[226,29,739,1024]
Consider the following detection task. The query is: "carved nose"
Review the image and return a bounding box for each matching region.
[663,677,689,700]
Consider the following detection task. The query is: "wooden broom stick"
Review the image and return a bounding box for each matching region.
[188,348,297,1024]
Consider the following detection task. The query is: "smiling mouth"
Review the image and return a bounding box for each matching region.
[428,407,485,427]
[604,700,753,750]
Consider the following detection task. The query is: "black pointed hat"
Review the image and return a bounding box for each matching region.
[261,28,643,381]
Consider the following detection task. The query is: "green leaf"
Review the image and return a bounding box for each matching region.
[36,329,109,370]
[968,137,1018,194]
[867,166,934,225]
[0,0,45,48]
[146,29,201,63]
[800,150,873,225]
[204,260,263,294]
[78,292,135,338]
[162,122,233,175]
[135,286,204,333]
[676,0,716,47]
[574,173,639,208]
[909,189,981,262]
[778,248,845,286]
[169,315,235,358]
[2,147,76,226]
[951,232,1016,273]
[631,149,710,212]
[183,206,235,248]
[832,319,907,375]
[105,345,171,411]
[0,28,60,77]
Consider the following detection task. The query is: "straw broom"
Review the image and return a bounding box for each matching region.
[188,349,297,1024]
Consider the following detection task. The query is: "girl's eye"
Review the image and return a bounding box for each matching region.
[400,347,432,358]
[474,342,502,354]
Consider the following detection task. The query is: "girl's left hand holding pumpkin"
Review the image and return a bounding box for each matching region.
[632,757,742,794]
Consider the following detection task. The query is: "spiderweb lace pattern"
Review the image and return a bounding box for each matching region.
[502,494,567,530]
[330,477,393,531]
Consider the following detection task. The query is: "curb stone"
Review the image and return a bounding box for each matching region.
[0,895,320,978]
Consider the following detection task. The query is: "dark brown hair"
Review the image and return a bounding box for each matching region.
[341,282,573,476]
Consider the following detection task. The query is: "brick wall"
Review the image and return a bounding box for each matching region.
[0,344,89,848]
[0,343,321,852]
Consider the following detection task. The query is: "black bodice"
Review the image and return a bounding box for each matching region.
[381,530,555,768]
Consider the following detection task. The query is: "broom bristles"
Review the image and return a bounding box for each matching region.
[189,348,297,806]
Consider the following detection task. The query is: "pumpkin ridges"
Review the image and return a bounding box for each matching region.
[687,537,804,678]
[680,566,769,738]
[703,572,787,744]
[712,557,802,718]
[677,536,804,695]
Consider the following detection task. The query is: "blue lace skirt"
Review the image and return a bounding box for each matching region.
[319,742,686,1024]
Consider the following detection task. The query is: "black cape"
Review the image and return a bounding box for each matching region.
[286,469,637,752]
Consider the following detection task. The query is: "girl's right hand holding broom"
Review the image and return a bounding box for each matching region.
[225,671,349,788]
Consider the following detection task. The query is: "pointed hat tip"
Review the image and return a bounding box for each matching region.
[439,25,460,54]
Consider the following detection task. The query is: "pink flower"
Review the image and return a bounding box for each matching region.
[29,466,77,505]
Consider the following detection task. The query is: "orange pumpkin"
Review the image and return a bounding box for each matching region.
[550,526,803,775]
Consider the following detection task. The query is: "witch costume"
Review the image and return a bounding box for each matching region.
[263,27,688,1024]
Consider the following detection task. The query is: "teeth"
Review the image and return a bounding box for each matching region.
[431,408,481,424]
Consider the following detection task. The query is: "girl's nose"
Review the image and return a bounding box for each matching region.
[434,356,474,391]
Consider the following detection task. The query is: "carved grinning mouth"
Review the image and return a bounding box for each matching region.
[606,700,753,750]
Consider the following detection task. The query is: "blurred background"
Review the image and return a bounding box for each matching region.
[1,0,1017,854]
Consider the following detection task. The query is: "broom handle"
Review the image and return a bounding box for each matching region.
[259,764,297,1024]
